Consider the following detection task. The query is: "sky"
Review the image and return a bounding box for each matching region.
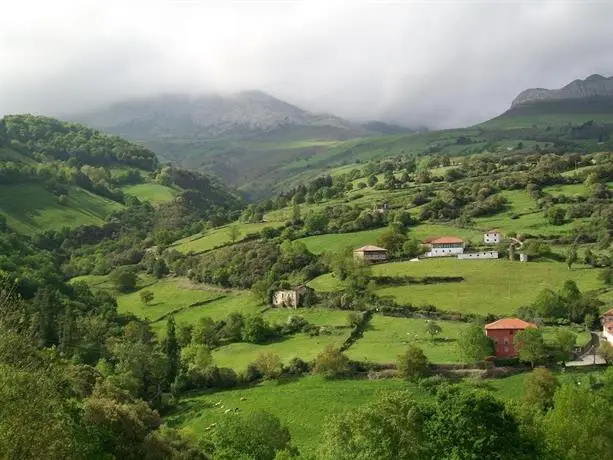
[1,0,613,128]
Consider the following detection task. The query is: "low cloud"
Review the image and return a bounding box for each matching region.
[1,0,613,128]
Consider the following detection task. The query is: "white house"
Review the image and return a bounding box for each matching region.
[424,236,464,257]
[484,229,501,245]
[602,309,613,345]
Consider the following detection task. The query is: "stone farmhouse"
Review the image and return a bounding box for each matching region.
[272,285,313,308]
[484,229,501,244]
[353,245,388,263]
[485,318,536,357]
[602,309,613,345]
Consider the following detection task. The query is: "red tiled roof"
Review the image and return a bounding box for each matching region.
[422,236,438,244]
[430,236,464,245]
[485,318,537,330]
[354,245,387,252]
[486,229,501,234]
[602,309,613,317]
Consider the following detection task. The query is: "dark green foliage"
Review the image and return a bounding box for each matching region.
[206,410,293,460]
[457,323,494,363]
[426,386,535,460]
[397,345,429,381]
[111,266,138,292]
[313,345,350,378]
[514,328,547,368]
[165,316,180,386]
[3,114,158,170]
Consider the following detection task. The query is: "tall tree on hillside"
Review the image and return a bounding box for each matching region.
[164,316,180,386]
[228,225,241,243]
[457,324,494,363]
[566,244,578,270]
[514,328,547,368]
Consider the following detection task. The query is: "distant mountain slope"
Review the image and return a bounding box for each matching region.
[484,74,613,128]
[73,91,369,141]
[68,91,381,195]
[511,74,613,107]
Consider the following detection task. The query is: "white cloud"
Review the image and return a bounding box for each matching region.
[1,0,612,127]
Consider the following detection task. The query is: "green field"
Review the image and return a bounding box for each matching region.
[263,307,351,327]
[115,277,225,322]
[373,259,602,315]
[298,224,484,255]
[121,183,178,205]
[213,331,347,371]
[0,183,124,234]
[346,315,469,364]
[72,274,263,329]
[169,376,413,455]
[173,222,283,254]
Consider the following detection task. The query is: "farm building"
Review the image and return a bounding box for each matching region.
[272,285,313,308]
[424,236,465,258]
[484,229,501,245]
[353,245,388,263]
[485,318,537,358]
[602,309,613,345]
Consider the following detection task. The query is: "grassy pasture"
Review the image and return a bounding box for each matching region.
[121,183,178,205]
[173,222,283,254]
[346,315,469,364]
[115,277,225,322]
[169,376,413,455]
[0,183,123,234]
[373,259,602,315]
[212,331,347,371]
[298,223,484,255]
[263,307,351,327]
[542,182,590,197]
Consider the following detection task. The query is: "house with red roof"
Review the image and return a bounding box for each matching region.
[485,318,537,358]
[423,236,465,257]
[353,245,388,264]
[601,309,613,345]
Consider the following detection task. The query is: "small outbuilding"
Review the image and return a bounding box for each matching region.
[485,318,537,358]
[484,229,501,245]
[272,285,313,308]
[353,245,388,263]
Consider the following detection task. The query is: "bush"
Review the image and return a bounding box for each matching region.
[313,345,351,379]
[418,375,448,394]
[397,345,429,381]
[285,357,309,376]
[253,352,283,380]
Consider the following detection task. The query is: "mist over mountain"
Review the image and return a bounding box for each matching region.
[72,91,372,142]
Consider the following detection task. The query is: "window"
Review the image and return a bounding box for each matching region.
[503,346,509,353]
[503,337,509,345]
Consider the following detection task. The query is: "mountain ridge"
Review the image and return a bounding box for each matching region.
[511,74,613,107]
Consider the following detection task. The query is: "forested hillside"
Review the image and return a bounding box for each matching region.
[0,115,242,235]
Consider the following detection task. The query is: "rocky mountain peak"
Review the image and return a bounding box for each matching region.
[511,74,613,107]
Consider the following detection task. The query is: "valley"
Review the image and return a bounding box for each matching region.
[3,73,613,459]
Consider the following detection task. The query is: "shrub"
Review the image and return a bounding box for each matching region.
[253,352,283,380]
[397,345,429,381]
[285,357,309,376]
[313,345,350,379]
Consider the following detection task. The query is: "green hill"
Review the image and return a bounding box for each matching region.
[0,183,123,234]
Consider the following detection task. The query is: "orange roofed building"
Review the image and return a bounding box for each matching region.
[485,318,537,358]
[424,236,465,257]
